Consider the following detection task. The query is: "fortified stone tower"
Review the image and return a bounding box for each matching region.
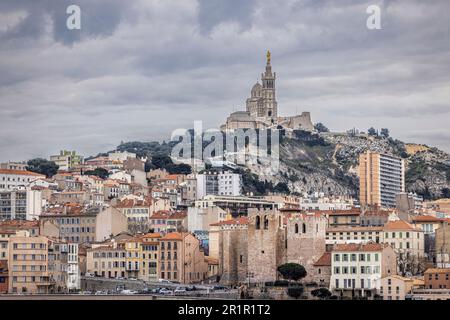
[247,208,285,283]
[285,211,327,281]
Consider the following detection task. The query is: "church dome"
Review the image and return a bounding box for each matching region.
[251,82,262,92]
[251,82,262,98]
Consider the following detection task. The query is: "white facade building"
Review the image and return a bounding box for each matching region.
[108,151,136,163]
[0,169,45,191]
[330,243,397,298]
[67,243,81,291]
[196,171,242,199]
[0,188,42,220]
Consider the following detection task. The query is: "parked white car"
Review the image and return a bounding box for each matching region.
[174,287,187,294]
[159,288,173,295]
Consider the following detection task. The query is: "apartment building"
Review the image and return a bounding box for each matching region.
[379,275,414,300]
[125,238,141,279]
[149,211,187,234]
[424,268,450,289]
[383,220,424,260]
[140,233,161,282]
[329,243,397,298]
[158,232,208,284]
[0,162,27,171]
[86,241,127,278]
[359,151,405,208]
[8,233,52,294]
[326,220,424,260]
[196,171,242,199]
[0,188,43,221]
[39,208,97,243]
[0,169,45,191]
[50,150,84,171]
[327,209,361,227]
[114,198,151,234]
[0,259,8,293]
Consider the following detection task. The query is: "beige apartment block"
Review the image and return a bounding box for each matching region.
[158,232,208,284]
[8,233,51,294]
[86,241,127,278]
[379,275,414,300]
[359,151,405,208]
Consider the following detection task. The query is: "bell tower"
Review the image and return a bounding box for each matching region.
[261,50,277,118]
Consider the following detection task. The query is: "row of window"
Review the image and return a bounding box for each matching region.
[335,278,373,289]
[333,266,380,275]
[333,253,379,262]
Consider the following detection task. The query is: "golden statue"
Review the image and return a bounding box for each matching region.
[266,50,271,64]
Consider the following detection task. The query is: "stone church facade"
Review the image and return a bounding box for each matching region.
[221,51,314,132]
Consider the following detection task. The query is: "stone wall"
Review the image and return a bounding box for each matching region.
[285,213,327,282]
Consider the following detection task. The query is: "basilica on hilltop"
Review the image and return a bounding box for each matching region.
[220,51,314,131]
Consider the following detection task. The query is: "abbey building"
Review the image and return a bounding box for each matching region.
[221,51,314,131]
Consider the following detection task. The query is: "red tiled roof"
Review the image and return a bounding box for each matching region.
[0,169,45,176]
[384,220,418,231]
[326,226,383,233]
[424,268,450,274]
[412,215,443,223]
[314,252,331,266]
[333,243,386,252]
[160,232,187,240]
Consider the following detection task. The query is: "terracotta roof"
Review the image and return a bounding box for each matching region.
[113,198,151,208]
[424,268,450,274]
[384,220,419,231]
[160,232,185,240]
[210,216,248,226]
[412,215,444,223]
[333,243,386,252]
[0,169,45,176]
[150,210,187,220]
[0,220,39,228]
[326,226,383,233]
[139,232,162,238]
[313,252,331,266]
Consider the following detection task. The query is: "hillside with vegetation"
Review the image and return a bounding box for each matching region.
[112,128,450,200]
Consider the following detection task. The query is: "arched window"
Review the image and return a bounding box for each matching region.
[302,223,306,233]
[264,215,269,229]
[295,223,299,234]
[255,216,260,230]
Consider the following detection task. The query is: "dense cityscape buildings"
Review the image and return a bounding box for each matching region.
[0,53,448,302]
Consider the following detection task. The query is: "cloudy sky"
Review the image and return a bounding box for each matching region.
[1,0,450,161]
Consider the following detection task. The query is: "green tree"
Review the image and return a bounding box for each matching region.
[287,286,304,299]
[277,263,307,282]
[273,182,290,194]
[441,188,450,198]
[314,122,330,133]
[380,128,390,138]
[311,288,332,299]
[367,127,377,136]
[83,168,109,179]
[26,158,59,178]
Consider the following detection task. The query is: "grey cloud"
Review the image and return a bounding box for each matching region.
[0,0,450,161]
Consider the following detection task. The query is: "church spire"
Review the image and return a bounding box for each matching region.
[266,50,271,65]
